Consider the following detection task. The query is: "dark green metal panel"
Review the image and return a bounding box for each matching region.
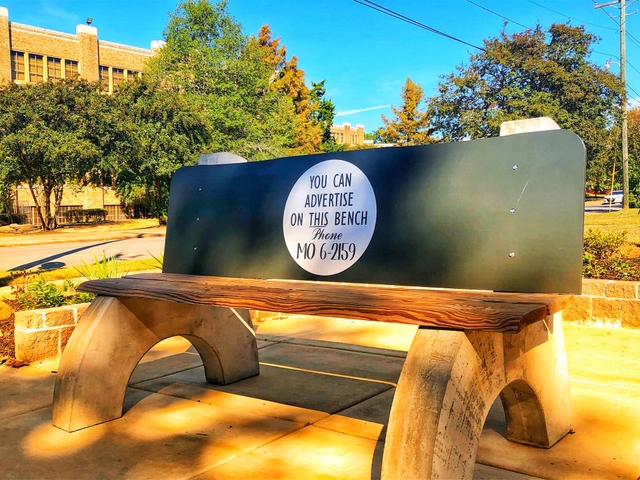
[163,130,585,294]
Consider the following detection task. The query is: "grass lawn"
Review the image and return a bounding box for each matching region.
[584,208,640,244]
[0,258,162,288]
[584,207,640,261]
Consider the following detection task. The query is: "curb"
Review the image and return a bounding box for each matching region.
[0,231,166,248]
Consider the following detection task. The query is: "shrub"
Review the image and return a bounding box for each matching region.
[7,273,95,311]
[74,251,128,280]
[63,208,107,224]
[582,229,637,279]
[0,213,27,225]
[583,229,626,260]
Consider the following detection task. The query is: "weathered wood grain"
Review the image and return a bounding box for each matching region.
[77,273,573,333]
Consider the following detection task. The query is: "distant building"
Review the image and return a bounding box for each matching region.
[0,6,161,225]
[331,122,365,146]
[0,6,162,92]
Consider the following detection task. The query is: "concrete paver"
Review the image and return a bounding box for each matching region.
[0,365,57,420]
[134,362,394,415]
[0,317,638,479]
[0,392,302,479]
[257,341,405,383]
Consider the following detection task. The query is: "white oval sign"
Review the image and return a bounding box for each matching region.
[283,160,377,276]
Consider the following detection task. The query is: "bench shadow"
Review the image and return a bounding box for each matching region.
[10,240,118,271]
[120,335,512,480]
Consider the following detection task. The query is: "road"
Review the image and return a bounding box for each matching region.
[0,236,165,272]
[585,200,622,214]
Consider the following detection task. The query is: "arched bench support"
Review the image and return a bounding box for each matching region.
[381,312,571,479]
[52,296,259,432]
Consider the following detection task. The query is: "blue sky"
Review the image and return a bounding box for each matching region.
[2,0,638,132]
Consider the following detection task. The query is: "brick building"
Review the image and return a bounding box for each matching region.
[330,122,365,146]
[0,6,162,225]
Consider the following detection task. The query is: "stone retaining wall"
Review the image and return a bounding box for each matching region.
[14,303,89,363]
[563,279,640,329]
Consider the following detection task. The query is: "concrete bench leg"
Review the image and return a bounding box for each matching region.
[52,296,259,432]
[381,312,571,479]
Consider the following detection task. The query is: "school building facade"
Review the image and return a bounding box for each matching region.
[330,123,365,147]
[0,6,162,225]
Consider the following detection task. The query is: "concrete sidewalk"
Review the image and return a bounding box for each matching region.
[0,316,638,479]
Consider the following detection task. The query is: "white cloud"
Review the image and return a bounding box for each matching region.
[335,105,390,117]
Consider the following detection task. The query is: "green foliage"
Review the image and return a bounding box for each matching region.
[429,24,622,192]
[74,252,128,281]
[107,77,212,222]
[0,213,26,226]
[582,229,636,279]
[14,277,65,310]
[9,273,93,310]
[63,209,107,224]
[310,80,337,149]
[382,77,435,146]
[583,228,626,260]
[144,1,298,161]
[0,79,110,230]
[146,252,164,270]
[257,24,321,154]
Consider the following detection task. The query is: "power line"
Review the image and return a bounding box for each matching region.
[528,0,618,31]
[627,59,640,75]
[627,29,640,49]
[592,3,640,57]
[464,0,531,29]
[353,0,485,51]
[594,49,620,57]
[627,83,640,100]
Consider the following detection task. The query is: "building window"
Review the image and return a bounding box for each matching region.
[65,60,78,78]
[99,65,110,91]
[48,57,62,80]
[127,70,139,80]
[11,51,25,81]
[28,54,44,83]
[112,68,124,88]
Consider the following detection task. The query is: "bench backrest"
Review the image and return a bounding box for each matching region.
[163,130,585,294]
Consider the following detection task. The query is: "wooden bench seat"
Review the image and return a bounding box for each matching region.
[78,273,572,333]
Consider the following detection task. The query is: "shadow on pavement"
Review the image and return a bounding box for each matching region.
[10,240,118,271]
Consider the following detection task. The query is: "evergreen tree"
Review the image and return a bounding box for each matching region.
[257,24,323,154]
[381,77,435,146]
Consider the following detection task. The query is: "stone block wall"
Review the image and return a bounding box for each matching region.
[14,303,89,363]
[564,279,640,329]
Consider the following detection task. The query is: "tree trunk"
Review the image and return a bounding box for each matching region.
[27,182,51,230]
[53,185,64,229]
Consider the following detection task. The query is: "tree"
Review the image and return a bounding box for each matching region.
[429,24,622,191]
[381,77,436,146]
[257,24,323,154]
[145,0,297,160]
[626,107,640,201]
[0,79,107,230]
[310,80,339,152]
[107,77,213,223]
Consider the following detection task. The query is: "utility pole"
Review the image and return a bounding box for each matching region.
[596,0,629,209]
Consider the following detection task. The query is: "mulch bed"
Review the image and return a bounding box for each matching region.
[0,313,19,366]
[584,256,640,281]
